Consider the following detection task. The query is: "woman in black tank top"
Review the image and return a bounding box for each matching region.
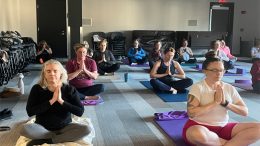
[150,47,193,93]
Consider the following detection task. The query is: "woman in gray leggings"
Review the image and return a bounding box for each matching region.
[20,59,90,146]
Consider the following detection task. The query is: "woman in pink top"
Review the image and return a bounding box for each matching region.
[66,43,104,100]
[220,40,237,61]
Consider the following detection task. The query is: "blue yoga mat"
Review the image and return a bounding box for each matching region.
[122,58,149,67]
[180,63,197,67]
[154,117,188,146]
[140,81,188,102]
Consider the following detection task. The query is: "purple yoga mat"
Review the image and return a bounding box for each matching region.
[154,111,188,121]
[231,83,253,91]
[235,79,251,84]
[191,67,245,76]
[81,96,104,105]
[223,72,243,76]
[154,117,188,146]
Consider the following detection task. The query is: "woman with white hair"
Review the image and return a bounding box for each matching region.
[20,59,90,146]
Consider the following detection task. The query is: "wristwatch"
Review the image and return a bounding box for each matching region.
[221,100,229,107]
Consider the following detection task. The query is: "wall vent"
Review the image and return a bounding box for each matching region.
[82,18,92,26]
[188,20,197,26]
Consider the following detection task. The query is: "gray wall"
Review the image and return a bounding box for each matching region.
[82,0,210,50]
[1,0,260,56]
[0,0,37,41]
[230,0,260,54]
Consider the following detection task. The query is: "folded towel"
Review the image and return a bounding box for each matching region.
[154,111,188,121]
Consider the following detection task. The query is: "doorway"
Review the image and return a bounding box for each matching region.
[36,0,67,58]
[209,2,234,49]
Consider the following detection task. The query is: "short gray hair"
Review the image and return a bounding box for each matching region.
[38,59,68,88]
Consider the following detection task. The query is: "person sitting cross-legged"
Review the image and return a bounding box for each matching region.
[66,43,104,100]
[20,59,91,146]
[183,57,260,146]
[148,40,163,69]
[127,39,147,65]
[150,47,193,94]
[178,39,197,64]
[93,39,120,75]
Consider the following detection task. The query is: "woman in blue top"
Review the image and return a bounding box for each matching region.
[150,47,193,94]
[127,39,147,65]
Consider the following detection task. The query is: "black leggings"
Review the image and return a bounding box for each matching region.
[158,76,193,92]
[98,63,120,75]
[36,54,52,63]
[76,84,104,100]
[128,57,147,65]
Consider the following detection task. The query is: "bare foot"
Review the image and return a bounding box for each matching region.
[85,95,99,100]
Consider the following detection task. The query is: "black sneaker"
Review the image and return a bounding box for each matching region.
[26,139,53,146]
[0,109,12,120]
[0,126,11,131]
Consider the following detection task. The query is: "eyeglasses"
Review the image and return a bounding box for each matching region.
[205,69,226,73]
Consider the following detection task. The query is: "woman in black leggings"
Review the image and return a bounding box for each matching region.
[66,43,104,100]
[150,47,193,94]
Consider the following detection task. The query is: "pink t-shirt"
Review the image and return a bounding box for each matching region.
[66,57,97,88]
[219,46,234,59]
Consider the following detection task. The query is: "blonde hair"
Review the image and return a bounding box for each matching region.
[99,39,108,46]
[73,43,86,52]
[38,59,68,88]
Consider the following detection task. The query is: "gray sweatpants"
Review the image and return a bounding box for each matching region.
[20,122,91,143]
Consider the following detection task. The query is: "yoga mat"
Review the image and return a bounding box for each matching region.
[231,83,253,91]
[140,81,188,102]
[191,67,246,76]
[231,79,253,91]
[223,72,244,76]
[180,63,197,67]
[143,68,150,73]
[154,116,188,146]
[122,58,149,67]
[81,96,104,106]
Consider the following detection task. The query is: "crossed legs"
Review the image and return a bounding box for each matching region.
[185,122,260,146]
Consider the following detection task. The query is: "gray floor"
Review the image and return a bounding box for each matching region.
[0,62,260,146]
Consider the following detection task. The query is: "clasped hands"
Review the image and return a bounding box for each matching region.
[50,81,64,105]
[166,66,175,77]
[79,59,89,73]
[214,84,226,106]
[102,54,107,62]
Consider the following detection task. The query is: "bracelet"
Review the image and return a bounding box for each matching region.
[221,100,229,107]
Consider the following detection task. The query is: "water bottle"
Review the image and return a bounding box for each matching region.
[18,73,24,95]
[124,72,128,82]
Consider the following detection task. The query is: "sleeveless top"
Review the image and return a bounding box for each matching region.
[157,59,176,75]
